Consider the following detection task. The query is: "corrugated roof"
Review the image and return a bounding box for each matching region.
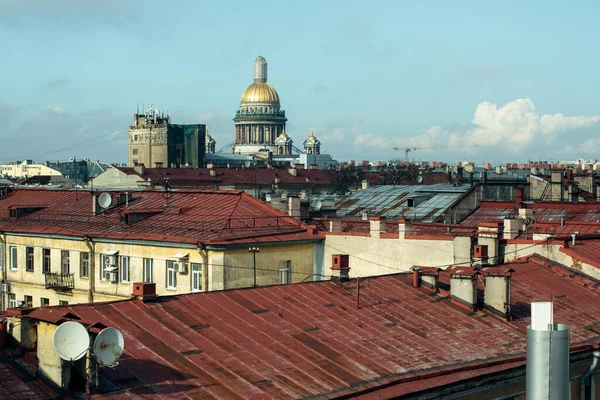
[22,255,600,398]
[0,188,319,245]
[319,184,471,222]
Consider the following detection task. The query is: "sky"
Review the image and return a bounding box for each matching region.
[1,0,600,165]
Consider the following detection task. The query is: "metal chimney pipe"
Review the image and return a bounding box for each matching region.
[571,233,577,246]
[526,302,570,400]
[412,267,421,288]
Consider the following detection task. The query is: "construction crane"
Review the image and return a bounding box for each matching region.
[392,146,446,162]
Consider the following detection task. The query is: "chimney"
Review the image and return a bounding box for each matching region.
[206,162,214,169]
[329,219,341,232]
[473,244,489,266]
[361,179,369,190]
[413,266,442,292]
[331,254,350,282]
[503,218,519,239]
[398,218,409,240]
[482,268,514,319]
[412,267,421,287]
[446,266,479,309]
[361,210,369,220]
[515,187,524,204]
[495,166,502,175]
[134,163,145,175]
[531,167,538,175]
[567,169,574,181]
[309,164,318,170]
[92,193,98,215]
[132,282,156,301]
[210,169,217,177]
[288,167,297,176]
[369,216,386,238]
[477,222,502,265]
[526,302,570,399]
[288,196,301,219]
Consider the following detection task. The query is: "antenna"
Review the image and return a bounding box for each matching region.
[98,192,112,209]
[92,327,125,367]
[52,321,89,361]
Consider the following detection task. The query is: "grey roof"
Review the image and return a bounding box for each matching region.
[319,184,471,222]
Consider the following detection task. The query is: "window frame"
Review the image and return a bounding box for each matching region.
[43,248,51,273]
[143,258,153,283]
[8,293,16,308]
[166,260,177,290]
[24,295,33,307]
[25,247,34,272]
[120,256,130,283]
[279,260,292,285]
[61,250,70,274]
[40,298,50,307]
[58,300,68,306]
[191,263,202,292]
[10,246,17,270]
[80,252,89,278]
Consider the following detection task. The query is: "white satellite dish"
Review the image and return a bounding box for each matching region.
[416,175,423,183]
[312,199,322,211]
[98,192,112,209]
[244,161,252,168]
[92,327,124,367]
[52,321,89,361]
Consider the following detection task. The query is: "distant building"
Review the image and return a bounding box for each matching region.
[128,105,206,168]
[233,56,289,155]
[0,160,62,178]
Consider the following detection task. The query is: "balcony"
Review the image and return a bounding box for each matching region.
[44,272,74,291]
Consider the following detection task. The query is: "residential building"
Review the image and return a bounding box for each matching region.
[128,105,206,168]
[0,160,62,178]
[5,255,600,398]
[0,188,322,310]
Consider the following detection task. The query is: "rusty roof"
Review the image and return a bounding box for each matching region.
[0,348,59,399]
[0,188,320,245]
[560,238,600,269]
[18,255,600,399]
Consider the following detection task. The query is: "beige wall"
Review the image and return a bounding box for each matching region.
[88,166,141,189]
[128,125,168,167]
[0,162,62,178]
[324,234,455,277]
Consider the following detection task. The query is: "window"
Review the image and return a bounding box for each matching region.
[59,300,68,306]
[24,295,33,307]
[10,246,17,270]
[279,260,292,285]
[120,256,130,282]
[143,258,153,283]
[26,247,34,271]
[80,252,89,278]
[43,249,51,273]
[132,148,138,155]
[191,263,202,292]
[40,298,50,307]
[166,261,177,289]
[8,294,16,308]
[61,251,70,274]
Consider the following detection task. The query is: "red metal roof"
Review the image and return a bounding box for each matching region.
[0,348,59,399]
[20,255,600,398]
[560,238,600,269]
[0,188,319,245]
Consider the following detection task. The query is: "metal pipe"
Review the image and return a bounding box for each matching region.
[84,236,95,303]
[0,233,5,311]
[197,242,208,292]
[412,267,421,288]
[580,350,600,400]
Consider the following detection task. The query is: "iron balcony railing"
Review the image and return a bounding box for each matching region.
[44,272,74,291]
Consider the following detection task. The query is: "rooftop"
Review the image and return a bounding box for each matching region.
[0,188,319,246]
[15,254,600,398]
[0,348,59,399]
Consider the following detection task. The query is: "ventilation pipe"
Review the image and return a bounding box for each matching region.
[526,302,570,400]
[571,231,580,246]
[580,350,600,400]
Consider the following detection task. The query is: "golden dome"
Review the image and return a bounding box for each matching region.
[278,129,288,138]
[307,129,317,141]
[241,82,280,104]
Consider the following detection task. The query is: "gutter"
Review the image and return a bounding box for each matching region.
[83,236,95,303]
[0,232,5,311]
[581,350,600,400]
[197,241,209,292]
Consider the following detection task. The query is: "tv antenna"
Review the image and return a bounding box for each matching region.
[98,192,113,210]
[52,321,89,361]
[92,327,125,368]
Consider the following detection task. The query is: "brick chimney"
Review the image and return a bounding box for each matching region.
[329,219,341,232]
[331,254,350,282]
[134,163,145,175]
[413,266,442,292]
[482,268,514,319]
[133,282,156,302]
[288,196,301,219]
[446,266,479,309]
[477,222,502,265]
[369,216,386,238]
[398,218,409,240]
[503,218,519,239]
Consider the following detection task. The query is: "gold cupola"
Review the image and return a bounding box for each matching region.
[240,56,280,104]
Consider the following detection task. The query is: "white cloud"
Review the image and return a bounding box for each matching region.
[409,98,600,154]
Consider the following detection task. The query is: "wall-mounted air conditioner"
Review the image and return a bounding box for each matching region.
[174,262,188,274]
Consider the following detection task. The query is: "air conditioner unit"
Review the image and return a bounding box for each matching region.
[104,255,117,267]
[16,300,25,307]
[174,262,188,274]
[108,271,118,283]
[0,283,9,293]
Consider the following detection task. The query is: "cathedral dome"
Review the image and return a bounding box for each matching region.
[240,82,280,104]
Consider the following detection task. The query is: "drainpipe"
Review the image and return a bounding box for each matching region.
[0,233,5,311]
[197,242,209,292]
[581,350,600,400]
[84,236,95,303]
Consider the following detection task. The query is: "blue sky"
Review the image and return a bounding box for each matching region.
[1,0,599,164]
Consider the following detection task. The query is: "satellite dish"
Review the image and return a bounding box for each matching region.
[93,327,124,367]
[244,161,252,168]
[52,321,89,361]
[416,175,423,183]
[98,192,112,209]
[312,199,322,211]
